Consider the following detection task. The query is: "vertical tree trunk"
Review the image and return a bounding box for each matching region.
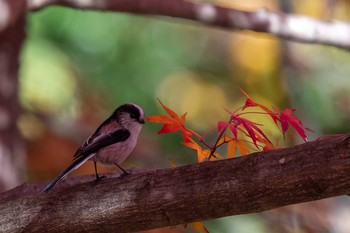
[0,13,26,191]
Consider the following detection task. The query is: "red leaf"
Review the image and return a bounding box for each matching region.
[228,123,238,140]
[182,129,193,143]
[157,124,182,134]
[217,121,228,132]
[144,115,175,124]
[279,108,312,142]
[240,88,279,123]
[231,115,271,148]
[240,88,258,109]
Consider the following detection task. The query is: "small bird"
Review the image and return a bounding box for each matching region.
[42,103,145,193]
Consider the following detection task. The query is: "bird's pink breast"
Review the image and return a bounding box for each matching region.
[93,137,137,165]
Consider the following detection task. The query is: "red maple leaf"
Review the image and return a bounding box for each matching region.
[240,88,279,123]
[278,108,312,142]
[240,89,312,142]
[219,114,272,149]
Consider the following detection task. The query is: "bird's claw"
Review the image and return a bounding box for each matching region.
[119,171,130,177]
[95,175,107,181]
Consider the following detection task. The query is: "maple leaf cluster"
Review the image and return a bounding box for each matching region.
[145,89,312,233]
[145,89,312,163]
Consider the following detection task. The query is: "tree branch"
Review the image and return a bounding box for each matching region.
[1,135,350,233]
[0,1,26,191]
[3,0,340,49]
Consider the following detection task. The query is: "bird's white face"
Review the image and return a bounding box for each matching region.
[117,103,145,133]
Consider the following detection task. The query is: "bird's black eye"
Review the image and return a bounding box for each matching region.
[130,113,136,119]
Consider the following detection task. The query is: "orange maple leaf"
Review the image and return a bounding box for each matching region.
[145,99,201,142]
[191,222,209,233]
[216,136,237,158]
[183,139,222,162]
[236,139,250,155]
[168,158,177,168]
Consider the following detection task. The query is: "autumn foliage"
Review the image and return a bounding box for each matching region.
[145,90,312,233]
[145,89,312,163]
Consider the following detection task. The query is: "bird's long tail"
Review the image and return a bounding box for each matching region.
[42,154,95,193]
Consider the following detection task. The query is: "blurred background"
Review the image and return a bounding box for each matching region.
[9,0,350,232]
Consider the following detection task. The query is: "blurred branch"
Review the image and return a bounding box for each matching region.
[1,135,350,232]
[0,2,26,191]
[0,0,338,49]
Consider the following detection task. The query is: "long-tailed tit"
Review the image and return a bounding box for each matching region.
[42,103,145,193]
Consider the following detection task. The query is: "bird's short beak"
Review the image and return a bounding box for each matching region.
[139,118,145,124]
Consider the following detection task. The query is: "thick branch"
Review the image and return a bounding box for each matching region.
[21,0,350,49]
[1,135,350,232]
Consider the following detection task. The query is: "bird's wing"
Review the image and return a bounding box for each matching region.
[42,129,130,193]
[73,129,130,161]
[72,115,116,160]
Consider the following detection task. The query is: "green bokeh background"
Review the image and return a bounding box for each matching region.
[18,2,350,232]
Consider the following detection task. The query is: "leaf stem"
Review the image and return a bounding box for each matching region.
[208,126,227,160]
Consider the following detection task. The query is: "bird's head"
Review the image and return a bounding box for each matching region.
[113,103,145,131]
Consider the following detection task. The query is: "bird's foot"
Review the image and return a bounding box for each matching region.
[95,175,107,181]
[119,170,130,177]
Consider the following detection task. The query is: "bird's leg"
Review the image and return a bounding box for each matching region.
[94,161,106,180]
[115,163,129,176]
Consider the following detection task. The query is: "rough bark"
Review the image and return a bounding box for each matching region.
[0,2,26,191]
[1,135,350,233]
